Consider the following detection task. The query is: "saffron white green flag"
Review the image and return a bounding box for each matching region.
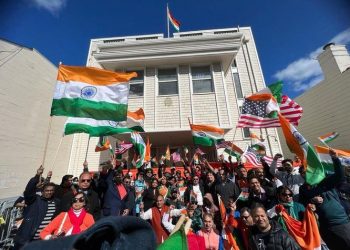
[190,123,224,147]
[64,108,145,136]
[318,132,339,144]
[315,145,350,173]
[279,113,325,185]
[130,132,146,168]
[51,65,136,121]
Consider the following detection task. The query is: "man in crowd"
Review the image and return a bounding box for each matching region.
[216,169,240,206]
[14,166,60,249]
[140,195,182,245]
[299,149,350,249]
[54,174,73,200]
[98,162,134,216]
[60,171,101,220]
[269,154,304,197]
[249,206,300,250]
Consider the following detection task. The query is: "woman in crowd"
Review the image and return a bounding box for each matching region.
[267,186,305,221]
[40,191,94,239]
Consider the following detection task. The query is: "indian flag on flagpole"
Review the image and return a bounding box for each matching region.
[190,123,224,147]
[64,108,145,136]
[278,113,325,185]
[167,5,180,31]
[130,132,146,168]
[315,145,350,173]
[318,132,339,144]
[51,65,136,121]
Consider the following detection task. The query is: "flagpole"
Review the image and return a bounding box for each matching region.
[84,135,91,162]
[167,3,170,38]
[42,116,53,167]
[50,136,63,169]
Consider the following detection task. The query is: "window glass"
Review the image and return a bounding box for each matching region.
[128,70,144,96]
[191,66,214,93]
[158,68,178,95]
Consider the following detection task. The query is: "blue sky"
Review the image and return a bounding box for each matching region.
[1,0,349,98]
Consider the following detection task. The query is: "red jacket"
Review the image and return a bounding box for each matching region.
[40,211,94,239]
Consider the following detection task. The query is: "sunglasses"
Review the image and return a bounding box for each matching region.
[81,179,91,183]
[72,197,85,203]
[282,193,293,197]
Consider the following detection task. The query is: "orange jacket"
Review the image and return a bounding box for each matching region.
[40,211,94,240]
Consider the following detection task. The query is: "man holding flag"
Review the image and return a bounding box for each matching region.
[298,149,350,250]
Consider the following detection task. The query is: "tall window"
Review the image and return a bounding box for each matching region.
[158,68,178,95]
[129,70,144,97]
[191,66,214,93]
[239,106,250,138]
[232,60,243,98]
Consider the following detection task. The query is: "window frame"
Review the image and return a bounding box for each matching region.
[190,65,215,94]
[231,60,244,99]
[239,106,251,139]
[127,69,145,97]
[157,67,179,96]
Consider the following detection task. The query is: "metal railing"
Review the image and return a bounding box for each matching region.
[0,197,21,249]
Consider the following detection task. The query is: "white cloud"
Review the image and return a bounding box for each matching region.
[273,28,350,93]
[29,0,67,15]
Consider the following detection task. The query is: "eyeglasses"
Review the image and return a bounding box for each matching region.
[282,193,293,197]
[72,197,85,203]
[81,179,91,183]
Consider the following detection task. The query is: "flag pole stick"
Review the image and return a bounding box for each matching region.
[84,136,91,162]
[320,140,330,148]
[167,3,170,38]
[42,116,53,167]
[50,136,64,169]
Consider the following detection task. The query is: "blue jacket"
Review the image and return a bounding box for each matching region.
[98,169,134,216]
[14,175,60,247]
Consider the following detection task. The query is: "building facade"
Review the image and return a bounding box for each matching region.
[279,44,350,158]
[0,39,73,198]
[68,27,283,176]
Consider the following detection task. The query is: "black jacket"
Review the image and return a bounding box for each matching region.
[14,175,60,248]
[60,188,101,221]
[184,183,204,204]
[249,220,301,250]
[142,187,158,211]
[98,169,133,216]
[215,180,240,206]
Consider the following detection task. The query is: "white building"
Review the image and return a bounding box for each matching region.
[279,43,350,157]
[0,39,73,198]
[67,27,283,176]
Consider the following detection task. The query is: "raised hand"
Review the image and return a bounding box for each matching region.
[37,165,44,176]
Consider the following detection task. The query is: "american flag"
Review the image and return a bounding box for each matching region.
[215,141,244,154]
[215,141,231,149]
[237,95,303,128]
[115,142,133,155]
[243,148,282,168]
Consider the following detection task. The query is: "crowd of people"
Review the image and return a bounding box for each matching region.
[10,148,350,250]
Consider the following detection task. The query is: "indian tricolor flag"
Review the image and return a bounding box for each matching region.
[190,123,224,147]
[318,132,339,144]
[130,132,146,168]
[51,65,136,121]
[64,108,145,136]
[315,145,350,173]
[279,113,325,185]
[167,6,180,31]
